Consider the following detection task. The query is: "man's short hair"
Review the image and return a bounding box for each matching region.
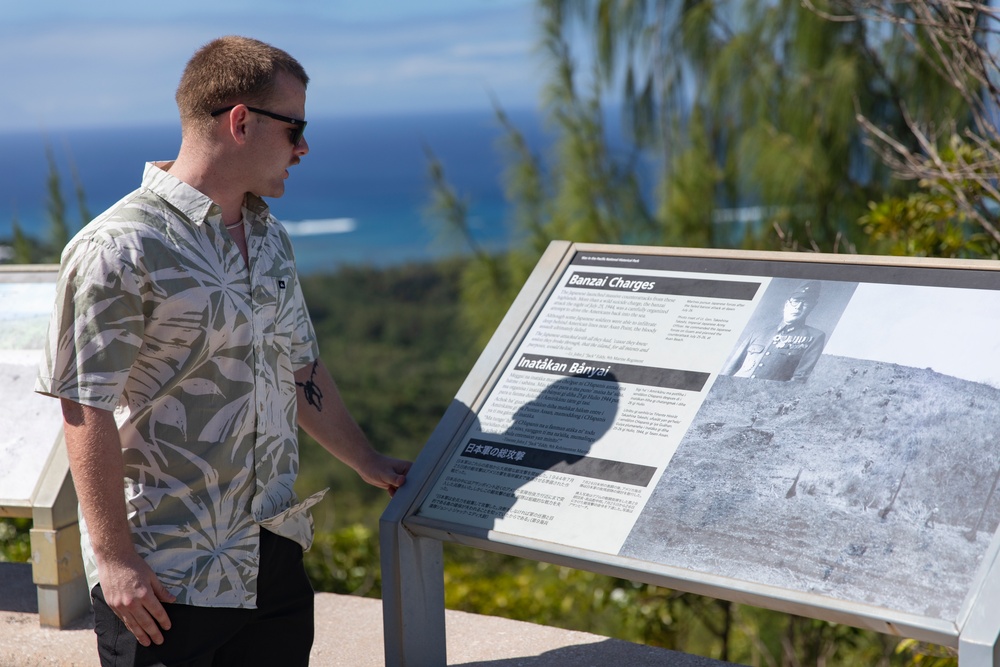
[176,36,309,137]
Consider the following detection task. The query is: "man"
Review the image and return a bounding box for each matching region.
[35,36,410,666]
[723,281,827,382]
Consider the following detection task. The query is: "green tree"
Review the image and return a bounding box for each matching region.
[4,145,87,266]
[43,146,70,263]
[0,518,31,563]
[295,261,482,528]
[68,150,92,227]
[552,0,968,251]
[842,1,1000,258]
[10,217,37,264]
[428,0,978,342]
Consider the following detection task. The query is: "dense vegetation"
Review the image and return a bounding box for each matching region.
[430,0,1000,347]
[294,261,480,529]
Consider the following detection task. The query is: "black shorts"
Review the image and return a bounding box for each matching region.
[92,529,314,667]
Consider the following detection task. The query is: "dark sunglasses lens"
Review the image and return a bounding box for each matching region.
[290,127,304,146]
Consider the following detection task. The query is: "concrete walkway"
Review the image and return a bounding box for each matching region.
[0,563,735,666]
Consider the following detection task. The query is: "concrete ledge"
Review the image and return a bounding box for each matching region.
[0,565,736,666]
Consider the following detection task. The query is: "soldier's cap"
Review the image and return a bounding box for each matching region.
[788,281,821,305]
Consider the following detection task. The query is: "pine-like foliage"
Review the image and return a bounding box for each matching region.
[426,0,976,342]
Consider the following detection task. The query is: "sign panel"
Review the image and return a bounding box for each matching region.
[413,248,1000,627]
[0,270,61,509]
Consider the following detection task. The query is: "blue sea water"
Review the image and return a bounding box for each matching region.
[0,109,547,274]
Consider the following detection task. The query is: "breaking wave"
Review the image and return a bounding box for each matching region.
[281,218,357,236]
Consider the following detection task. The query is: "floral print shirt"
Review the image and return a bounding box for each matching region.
[35,161,324,608]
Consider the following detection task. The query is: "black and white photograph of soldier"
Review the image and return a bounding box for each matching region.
[721,279,853,382]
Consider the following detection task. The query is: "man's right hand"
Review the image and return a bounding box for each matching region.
[98,552,176,646]
[60,399,177,646]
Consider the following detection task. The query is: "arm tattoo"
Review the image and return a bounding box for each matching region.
[296,361,324,411]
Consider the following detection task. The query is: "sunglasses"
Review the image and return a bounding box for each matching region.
[211,105,307,146]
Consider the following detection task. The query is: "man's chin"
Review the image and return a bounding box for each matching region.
[252,185,286,200]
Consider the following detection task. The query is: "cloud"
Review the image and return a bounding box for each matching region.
[2,5,543,130]
[452,40,534,59]
[826,283,1000,386]
[1,21,236,128]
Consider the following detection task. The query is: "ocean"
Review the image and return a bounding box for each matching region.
[0,109,548,274]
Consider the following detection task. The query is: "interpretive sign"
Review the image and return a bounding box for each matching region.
[381,243,1000,666]
[0,270,61,511]
[0,266,88,629]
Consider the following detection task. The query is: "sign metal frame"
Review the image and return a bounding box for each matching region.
[381,243,1000,666]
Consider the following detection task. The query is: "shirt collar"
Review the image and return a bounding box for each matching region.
[142,161,271,226]
[242,191,271,225]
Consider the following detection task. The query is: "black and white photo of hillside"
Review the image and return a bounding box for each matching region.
[621,281,1000,622]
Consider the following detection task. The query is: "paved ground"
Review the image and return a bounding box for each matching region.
[0,563,735,666]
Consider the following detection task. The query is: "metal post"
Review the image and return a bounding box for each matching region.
[29,436,90,628]
[959,543,1000,667]
[380,515,445,667]
[959,609,1000,666]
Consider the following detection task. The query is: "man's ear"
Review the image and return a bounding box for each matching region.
[224,105,251,145]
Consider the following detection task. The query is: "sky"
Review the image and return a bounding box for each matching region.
[824,283,1000,387]
[2,0,546,131]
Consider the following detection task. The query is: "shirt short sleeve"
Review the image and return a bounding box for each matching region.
[35,237,145,410]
